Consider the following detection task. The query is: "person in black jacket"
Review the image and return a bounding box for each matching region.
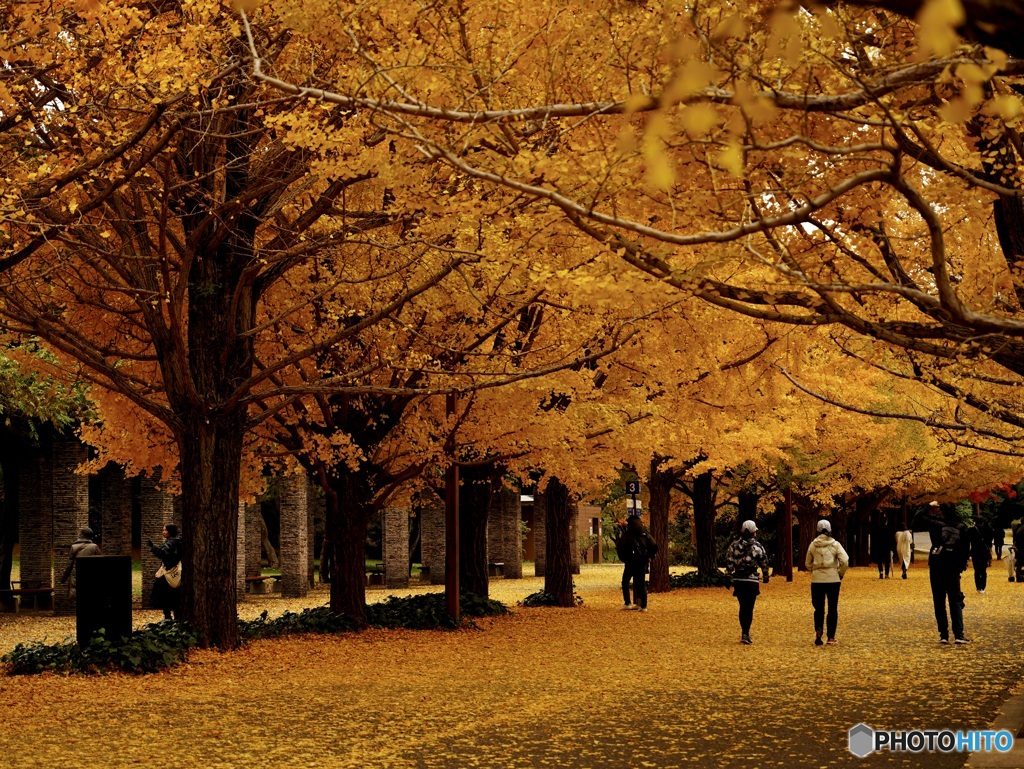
[970,520,992,594]
[870,510,895,579]
[913,501,970,644]
[148,524,183,620]
[615,515,658,612]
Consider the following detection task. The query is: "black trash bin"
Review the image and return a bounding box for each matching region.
[76,555,132,647]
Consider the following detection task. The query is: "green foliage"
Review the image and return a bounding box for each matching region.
[2,620,199,675]
[669,570,732,589]
[238,607,360,639]
[368,592,509,629]
[520,589,584,607]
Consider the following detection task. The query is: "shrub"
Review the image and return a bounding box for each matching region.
[520,590,584,607]
[238,606,360,639]
[2,620,199,676]
[367,592,509,629]
[669,570,732,589]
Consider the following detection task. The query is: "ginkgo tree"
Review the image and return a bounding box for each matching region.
[246,0,1024,461]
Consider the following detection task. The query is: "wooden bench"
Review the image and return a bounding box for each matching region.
[0,586,55,613]
[245,574,282,595]
[366,565,384,586]
[488,562,505,577]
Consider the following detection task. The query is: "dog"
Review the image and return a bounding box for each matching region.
[1009,546,1018,582]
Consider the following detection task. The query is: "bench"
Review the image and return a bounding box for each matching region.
[245,574,282,595]
[488,562,505,578]
[366,565,384,586]
[0,586,55,613]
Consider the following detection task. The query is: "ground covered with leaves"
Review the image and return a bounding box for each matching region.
[1,563,1021,768]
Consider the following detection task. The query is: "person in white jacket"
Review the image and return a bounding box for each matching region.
[805,519,850,646]
[896,526,914,579]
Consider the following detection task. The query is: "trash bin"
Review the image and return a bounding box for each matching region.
[76,555,132,647]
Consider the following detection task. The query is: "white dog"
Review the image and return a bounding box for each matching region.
[1009,547,1017,582]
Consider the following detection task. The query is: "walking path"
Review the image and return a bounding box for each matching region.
[1,562,1023,768]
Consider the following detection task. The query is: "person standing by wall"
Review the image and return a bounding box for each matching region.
[914,501,970,644]
[148,524,183,621]
[724,520,770,645]
[805,519,850,646]
[59,527,102,601]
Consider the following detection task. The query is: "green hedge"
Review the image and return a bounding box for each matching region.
[669,570,732,588]
[2,620,199,676]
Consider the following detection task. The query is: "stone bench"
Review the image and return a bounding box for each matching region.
[245,574,282,594]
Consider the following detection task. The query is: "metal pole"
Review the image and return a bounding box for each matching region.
[444,393,460,621]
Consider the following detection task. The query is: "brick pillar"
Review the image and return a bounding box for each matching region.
[52,438,89,616]
[17,450,51,591]
[500,486,523,579]
[307,477,316,587]
[420,497,446,585]
[534,491,547,578]
[245,502,262,578]
[236,501,247,600]
[487,494,503,569]
[570,500,581,575]
[140,470,174,609]
[279,473,309,598]
[99,464,131,557]
[383,506,409,589]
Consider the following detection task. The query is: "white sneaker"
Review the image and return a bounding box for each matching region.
[639,607,648,612]
[621,604,634,610]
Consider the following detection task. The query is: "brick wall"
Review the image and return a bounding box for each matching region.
[278,473,309,598]
[383,506,409,588]
[52,438,88,616]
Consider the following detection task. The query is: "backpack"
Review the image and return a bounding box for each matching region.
[939,525,961,550]
[616,533,649,563]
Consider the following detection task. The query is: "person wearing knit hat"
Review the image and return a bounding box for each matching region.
[805,519,849,646]
[724,520,771,644]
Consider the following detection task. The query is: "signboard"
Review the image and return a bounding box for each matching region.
[625,480,642,494]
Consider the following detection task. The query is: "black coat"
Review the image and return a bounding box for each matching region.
[150,536,182,569]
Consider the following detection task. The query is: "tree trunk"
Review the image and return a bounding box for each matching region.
[794,495,819,572]
[259,511,279,568]
[178,416,245,650]
[325,471,371,626]
[647,459,673,592]
[832,499,849,552]
[542,477,575,606]
[459,464,495,599]
[692,470,718,576]
[737,487,759,531]
[0,455,15,591]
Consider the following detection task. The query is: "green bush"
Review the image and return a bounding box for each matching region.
[520,589,584,607]
[2,620,199,676]
[669,570,732,589]
[367,592,509,629]
[239,606,360,639]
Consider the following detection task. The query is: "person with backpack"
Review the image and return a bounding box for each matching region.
[913,501,970,644]
[805,519,849,646]
[615,514,658,612]
[724,520,770,644]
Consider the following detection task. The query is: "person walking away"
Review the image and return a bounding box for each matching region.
[615,515,658,612]
[993,521,1006,560]
[59,527,102,601]
[913,501,970,643]
[896,525,914,579]
[970,520,992,594]
[724,520,770,645]
[870,510,894,579]
[805,519,849,646]
[148,524,183,621]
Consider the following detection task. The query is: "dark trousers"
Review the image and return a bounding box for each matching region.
[621,563,647,608]
[733,581,760,634]
[929,563,964,639]
[974,566,988,592]
[811,582,841,639]
[995,543,1003,559]
[877,560,890,577]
